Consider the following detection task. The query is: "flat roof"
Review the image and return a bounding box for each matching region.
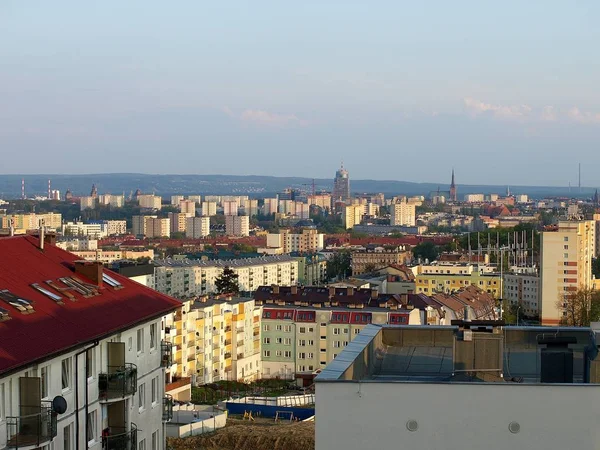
[316,324,597,385]
[155,255,296,268]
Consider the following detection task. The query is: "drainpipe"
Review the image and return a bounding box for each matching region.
[75,341,99,450]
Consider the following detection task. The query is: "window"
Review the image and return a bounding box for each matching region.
[276,350,282,357]
[299,327,306,333]
[61,358,72,390]
[152,431,158,450]
[263,337,271,344]
[263,324,270,331]
[139,383,146,411]
[308,327,314,332]
[343,329,349,334]
[308,340,314,346]
[564,236,569,242]
[139,439,146,450]
[284,351,292,358]
[151,377,157,404]
[334,341,341,348]
[333,328,340,335]
[308,352,314,359]
[263,350,271,357]
[298,340,306,346]
[86,348,95,379]
[343,341,348,346]
[284,325,292,332]
[128,337,133,351]
[298,353,306,359]
[275,337,283,344]
[276,325,282,331]
[86,411,97,444]
[320,322,327,327]
[150,324,157,350]
[63,423,73,450]
[284,338,291,345]
[564,253,569,259]
[137,329,144,353]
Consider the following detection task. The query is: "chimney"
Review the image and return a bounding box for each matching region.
[39,220,45,250]
[291,286,298,295]
[9,219,14,237]
[347,286,354,296]
[272,285,279,294]
[74,260,104,287]
[44,233,56,246]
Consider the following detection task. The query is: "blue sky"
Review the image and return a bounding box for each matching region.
[1,0,600,186]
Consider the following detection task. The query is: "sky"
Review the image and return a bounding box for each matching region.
[1,0,600,186]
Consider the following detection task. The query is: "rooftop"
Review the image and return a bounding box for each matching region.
[155,254,296,268]
[317,324,599,385]
[0,235,180,375]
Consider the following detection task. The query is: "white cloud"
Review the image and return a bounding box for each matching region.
[239,109,307,128]
[463,97,532,120]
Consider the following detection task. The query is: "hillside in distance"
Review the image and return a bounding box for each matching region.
[0,173,594,199]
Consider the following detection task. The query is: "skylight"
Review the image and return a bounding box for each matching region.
[31,283,63,303]
[102,273,123,289]
[0,290,34,313]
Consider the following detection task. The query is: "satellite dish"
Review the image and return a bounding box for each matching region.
[52,396,68,414]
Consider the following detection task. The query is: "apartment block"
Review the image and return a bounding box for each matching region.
[179,200,196,217]
[391,199,416,227]
[188,195,202,204]
[132,215,157,237]
[223,201,239,216]
[343,205,363,230]
[225,215,249,237]
[263,198,278,215]
[1,213,63,233]
[201,201,217,217]
[80,196,96,211]
[260,228,325,254]
[415,271,502,298]
[351,245,411,275]
[0,235,180,450]
[255,286,422,379]
[243,199,259,217]
[503,269,540,317]
[98,194,125,208]
[308,194,332,211]
[540,220,596,325]
[171,195,184,206]
[186,216,210,239]
[169,212,188,234]
[146,217,171,238]
[153,256,299,297]
[138,194,162,210]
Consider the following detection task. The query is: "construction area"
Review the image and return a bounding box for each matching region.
[167,418,315,450]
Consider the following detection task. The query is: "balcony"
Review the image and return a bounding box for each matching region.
[187,354,196,362]
[102,424,137,450]
[237,353,245,359]
[99,364,138,401]
[161,342,173,367]
[6,402,57,449]
[237,340,244,347]
[212,356,220,363]
[212,328,220,336]
[224,339,231,346]
[236,327,244,334]
[187,341,195,349]
[162,395,174,422]
[225,326,232,332]
[224,352,232,359]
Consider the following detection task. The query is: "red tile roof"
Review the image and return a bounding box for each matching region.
[0,235,180,375]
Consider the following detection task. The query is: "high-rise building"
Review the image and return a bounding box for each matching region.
[391,200,416,227]
[80,196,96,211]
[186,216,210,238]
[263,198,279,215]
[138,194,162,209]
[201,201,217,217]
[169,212,188,234]
[132,215,156,236]
[179,199,196,217]
[225,215,249,237]
[540,220,596,325]
[223,200,239,216]
[145,217,171,238]
[171,195,184,206]
[188,195,202,204]
[343,205,363,230]
[449,168,457,202]
[333,163,350,202]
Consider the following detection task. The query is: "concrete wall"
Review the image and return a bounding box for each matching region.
[316,382,600,450]
[166,411,227,438]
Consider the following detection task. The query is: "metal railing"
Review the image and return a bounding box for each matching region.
[162,395,174,422]
[99,364,138,400]
[6,402,57,448]
[224,352,232,359]
[161,341,173,367]
[102,423,137,450]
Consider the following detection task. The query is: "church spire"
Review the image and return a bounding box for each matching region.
[449,169,457,202]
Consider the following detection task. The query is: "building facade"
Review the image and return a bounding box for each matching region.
[391,200,416,227]
[186,216,210,239]
[225,215,249,237]
[333,164,350,203]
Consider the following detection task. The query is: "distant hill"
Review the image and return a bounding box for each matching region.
[0,173,594,200]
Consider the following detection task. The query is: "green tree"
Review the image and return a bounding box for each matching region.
[326,251,352,280]
[412,241,439,262]
[593,258,600,279]
[559,287,600,327]
[215,266,240,295]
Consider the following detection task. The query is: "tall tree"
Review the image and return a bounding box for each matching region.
[412,241,439,262]
[215,266,240,295]
[559,287,600,327]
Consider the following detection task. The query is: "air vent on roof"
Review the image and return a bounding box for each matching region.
[102,273,123,290]
[31,283,63,304]
[0,290,35,314]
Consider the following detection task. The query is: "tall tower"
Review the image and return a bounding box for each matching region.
[333,162,350,203]
[90,183,98,198]
[449,169,457,202]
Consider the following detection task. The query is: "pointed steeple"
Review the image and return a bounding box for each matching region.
[449,169,457,202]
[451,168,455,188]
[594,188,599,206]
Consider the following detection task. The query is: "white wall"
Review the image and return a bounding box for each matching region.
[316,382,600,450]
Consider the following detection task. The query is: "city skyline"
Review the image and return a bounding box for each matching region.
[2,1,600,184]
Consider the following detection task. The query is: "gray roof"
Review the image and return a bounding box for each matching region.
[154,255,297,269]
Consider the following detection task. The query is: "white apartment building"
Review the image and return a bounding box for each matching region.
[105,220,127,236]
[171,195,184,206]
[56,238,98,252]
[168,212,187,234]
[98,194,125,208]
[179,200,196,217]
[153,255,299,297]
[261,229,324,254]
[343,205,363,230]
[391,200,416,227]
[132,215,157,237]
[138,195,162,210]
[540,220,595,325]
[225,215,249,237]
[80,196,96,211]
[186,217,210,239]
[62,222,108,239]
[188,195,202,204]
[0,235,180,450]
[263,198,279,215]
[201,201,217,217]
[243,199,259,217]
[146,218,170,238]
[222,201,239,216]
[503,269,540,317]
[464,194,485,203]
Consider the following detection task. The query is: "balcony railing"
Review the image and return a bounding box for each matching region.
[236,327,244,334]
[99,364,138,400]
[161,342,173,367]
[102,424,137,450]
[187,354,196,362]
[225,326,232,332]
[237,353,245,359]
[224,352,232,359]
[162,395,174,422]
[6,402,57,449]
